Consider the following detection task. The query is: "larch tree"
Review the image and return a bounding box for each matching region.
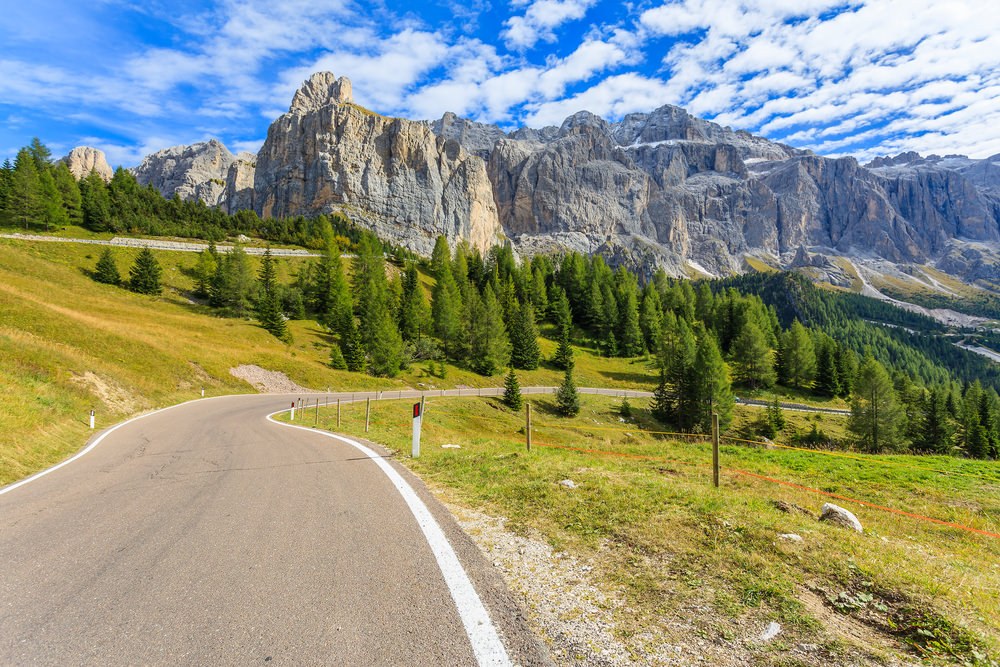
[849,354,905,452]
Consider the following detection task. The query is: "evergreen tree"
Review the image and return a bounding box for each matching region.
[255,248,288,341]
[730,320,776,389]
[341,319,366,373]
[509,301,541,370]
[52,163,82,227]
[79,169,112,232]
[93,247,121,285]
[502,368,523,410]
[691,333,734,433]
[814,338,841,397]
[639,285,664,354]
[309,240,353,333]
[399,263,431,342]
[6,148,42,229]
[431,235,452,279]
[463,284,510,376]
[916,388,952,454]
[210,244,255,317]
[193,248,217,298]
[555,366,580,417]
[781,319,816,389]
[617,275,645,357]
[127,248,162,295]
[836,344,858,397]
[329,344,347,370]
[37,168,67,230]
[530,264,549,318]
[650,368,673,424]
[658,316,697,429]
[551,287,574,370]
[619,394,633,420]
[431,260,463,357]
[352,238,404,377]
[849,354,905,452]
[28,137,52,170]
[767,395,786,434]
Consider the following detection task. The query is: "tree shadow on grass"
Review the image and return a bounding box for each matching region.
[597,369,656,385]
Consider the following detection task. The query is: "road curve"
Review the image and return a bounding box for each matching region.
[0,394,549,666]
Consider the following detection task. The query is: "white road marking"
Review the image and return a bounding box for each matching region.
[267,414,513,667]
[0,397,215,496]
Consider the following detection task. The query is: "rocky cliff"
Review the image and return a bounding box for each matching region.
[131,139,239,208]
[252,72,503,255]
[121,71,1000,283]
[61,147,113,182]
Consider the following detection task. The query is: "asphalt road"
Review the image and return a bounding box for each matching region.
[0,394,550,666]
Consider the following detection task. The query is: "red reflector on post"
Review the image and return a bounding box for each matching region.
[413,403,421,418]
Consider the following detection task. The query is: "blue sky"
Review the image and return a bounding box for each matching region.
[2,0,998,167]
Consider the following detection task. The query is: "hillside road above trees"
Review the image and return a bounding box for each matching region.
[0,393,548,666]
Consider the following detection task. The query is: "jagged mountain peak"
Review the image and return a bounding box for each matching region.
[289,71,353,113]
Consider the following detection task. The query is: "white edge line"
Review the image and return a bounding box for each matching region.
[266,411,512,667]
[0,394,238,497]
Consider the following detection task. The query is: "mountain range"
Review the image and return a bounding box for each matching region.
[65,72,1000,288]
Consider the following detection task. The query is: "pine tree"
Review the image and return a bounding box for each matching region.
[510,301,541,370]
[93,247,121,285]
[617,272,645,357]
[329,344,347,370]
[341,319,366,373]
[351,238,403,377]
[730,320,776,389]
[210,244,255,316]
[255,248,288,341]
[781,319,816,389]
[6,148,42,229]
[849,354,905,452]
[555,366,580,417]
[50,166,74,212]
[658,316,697,429]
[127,248,162,295]
[619,395,633,420]
[431,261,463,357]
[502,368,523,410]
[431,235,451,279]
[551,287,574,370]
[814,338,841,397]
[193,248,217,298]
[37,168,67,231]
[463,284,510,376]
[767,395,786,434]
[691,333,734,433]
[650,368,673,423]
[80,169,112,232]
[399,263,431,342]
[916,388,952,454]
[639,285,664,354]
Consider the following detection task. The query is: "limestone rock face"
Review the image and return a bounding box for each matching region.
[131,139,236,207]
[225,153,256,214]
[61,147,113,182]
[253,73,503,255]
[479,103,1000,277]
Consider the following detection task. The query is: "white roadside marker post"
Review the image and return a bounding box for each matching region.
[201,387,205,397]
[89,409,95,430]
[290,401,296,421]
[412,401,422,458]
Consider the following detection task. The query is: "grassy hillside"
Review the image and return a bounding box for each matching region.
[0,238,660,484]
[297,394,1000,665]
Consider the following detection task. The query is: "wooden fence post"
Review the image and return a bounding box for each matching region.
[526,402,532,452]
[365,397,371,433]
[712,412,720,488]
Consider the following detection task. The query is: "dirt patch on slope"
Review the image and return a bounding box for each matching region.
[70,371,143,414]
[229,365,311,394]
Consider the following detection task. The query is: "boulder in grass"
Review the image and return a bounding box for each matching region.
[819,503,863,533]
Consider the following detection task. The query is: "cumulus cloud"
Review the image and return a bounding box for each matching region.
[502,0,597,50]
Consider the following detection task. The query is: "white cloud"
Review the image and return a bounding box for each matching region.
[502,0,597,50]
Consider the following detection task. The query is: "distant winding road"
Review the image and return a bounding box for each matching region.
[0,394,549,666]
